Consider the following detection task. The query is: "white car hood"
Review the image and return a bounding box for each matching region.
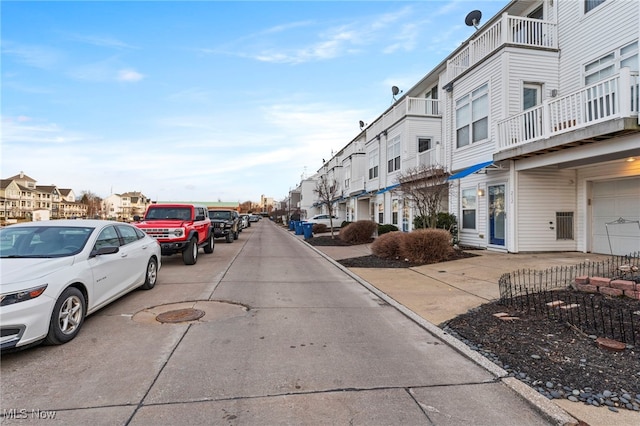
[0,257,76,287]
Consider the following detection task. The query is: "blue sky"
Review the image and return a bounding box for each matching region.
[1,0,507,203]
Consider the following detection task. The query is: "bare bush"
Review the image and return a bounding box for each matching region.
[339,220,377,244]
[400,229,453,264]
[371,231,405,259]
[312,223,328,233]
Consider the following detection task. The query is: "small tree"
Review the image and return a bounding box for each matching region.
[395,164,450,229]
[313,175,340,238]
[80,191,102,219]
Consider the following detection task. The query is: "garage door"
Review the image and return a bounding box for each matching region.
[591,177,640,255]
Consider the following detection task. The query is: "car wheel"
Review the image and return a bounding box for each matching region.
[183,237,198,265]
[44,287,86,345]
[140,258,158,290]
[233,229,239,240]
[225,231,233,243]
[204,233,214,254]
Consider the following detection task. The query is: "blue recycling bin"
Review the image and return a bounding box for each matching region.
[295,221,304,235]
[289,220,295,231]
[302,222,313,239]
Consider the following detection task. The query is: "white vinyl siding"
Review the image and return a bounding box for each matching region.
[516,169,578,252]
[557,0,637,94]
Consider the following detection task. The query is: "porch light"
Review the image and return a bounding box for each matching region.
[477,189,485,196]
[626,157,636,162]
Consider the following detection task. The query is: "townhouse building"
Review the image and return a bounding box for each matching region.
[0,172,88,222]
[0,172,152,223]
[290,0,639,256]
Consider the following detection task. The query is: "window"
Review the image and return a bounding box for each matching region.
[456,84,488,148]
[461,189,477,229]
[425,86,438,115]
[94,226,120,250]
[344,168,351,189]
[377,203,384,224]
[387,137,401,173]
[585,42,637,85]
[369,149,379,179]
[584,0,606,14]
[117,225,140,245]
[392,199,399,225]
[418,138,432,153]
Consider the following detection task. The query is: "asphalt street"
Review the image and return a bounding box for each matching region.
[1,220,559,425]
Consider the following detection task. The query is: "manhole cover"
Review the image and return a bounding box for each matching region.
[156,308,205,323]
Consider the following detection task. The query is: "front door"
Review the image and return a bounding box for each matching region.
[488,184,506,246]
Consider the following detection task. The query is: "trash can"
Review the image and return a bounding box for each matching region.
[289,220,295,231]
[302,222,313,239]
[295,221,304,235]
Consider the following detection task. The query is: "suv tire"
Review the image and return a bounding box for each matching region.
[203,233,214,254]
[183,236,198,265]
[225,231,233,243]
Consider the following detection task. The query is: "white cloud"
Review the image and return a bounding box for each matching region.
[118,68,144,82]
[1,40,62,69]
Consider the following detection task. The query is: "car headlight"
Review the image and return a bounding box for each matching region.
[172,228,184,237]
[0,284,48,307]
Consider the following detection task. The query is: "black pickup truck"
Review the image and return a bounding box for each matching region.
[208,209,240,243]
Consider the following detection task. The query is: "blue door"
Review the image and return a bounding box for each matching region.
[489,184,506,246]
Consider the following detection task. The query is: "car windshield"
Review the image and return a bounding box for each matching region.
[146,208,192,221]
[0,226,94,258]
[209,211,231,220]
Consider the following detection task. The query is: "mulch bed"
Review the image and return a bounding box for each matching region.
[306,235,477,268]
[305,233,640,412]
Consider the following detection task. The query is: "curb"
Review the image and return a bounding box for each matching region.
[284,227,579,426]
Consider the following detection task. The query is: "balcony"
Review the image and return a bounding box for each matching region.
[369,98,440,138]
[447,13,557,82]
[496,69,639,157]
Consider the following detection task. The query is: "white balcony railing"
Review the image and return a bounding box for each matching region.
[369,97,440,138]
[447,13,557,81]
[497,68,639,152]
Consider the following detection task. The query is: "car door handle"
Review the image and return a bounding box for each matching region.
[121,253,128,258]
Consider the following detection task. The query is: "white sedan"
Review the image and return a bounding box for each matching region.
[306,214,341,228]
[0,220,161,350]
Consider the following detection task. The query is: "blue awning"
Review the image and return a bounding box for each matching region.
[376,183,400,195]
[447,161,493,180]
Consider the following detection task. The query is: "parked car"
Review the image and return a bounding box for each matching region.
[0,220,161,350]
[248,214,261,223]
[132,204,213,265]
[208,209,240,243]
[306,214,341,229]
[239,214,250,229]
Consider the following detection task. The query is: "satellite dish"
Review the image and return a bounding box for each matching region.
[391,85,403,101]
[359,120,365,129]
[465,10,482,29]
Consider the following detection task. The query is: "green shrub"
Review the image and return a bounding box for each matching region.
[371,231,404,259]
[339,220,377,244]
[378,224,399,235]
[413,213,458,244]
[312,223,327,233]
[399,229,453,264]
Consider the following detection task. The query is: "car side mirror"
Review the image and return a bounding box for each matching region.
[195,215,205,221]
[133,215,141,222]
[90,246,119,258]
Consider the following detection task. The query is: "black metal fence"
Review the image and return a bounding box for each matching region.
[498,252,640,345]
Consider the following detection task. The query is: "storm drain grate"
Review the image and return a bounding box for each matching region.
[156,308,205,323]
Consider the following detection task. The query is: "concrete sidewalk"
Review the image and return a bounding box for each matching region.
[298,232,639,426]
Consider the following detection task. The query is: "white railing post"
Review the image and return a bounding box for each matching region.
[618,67,631,116]
[501,13,509,44]
[542,98,551,140]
